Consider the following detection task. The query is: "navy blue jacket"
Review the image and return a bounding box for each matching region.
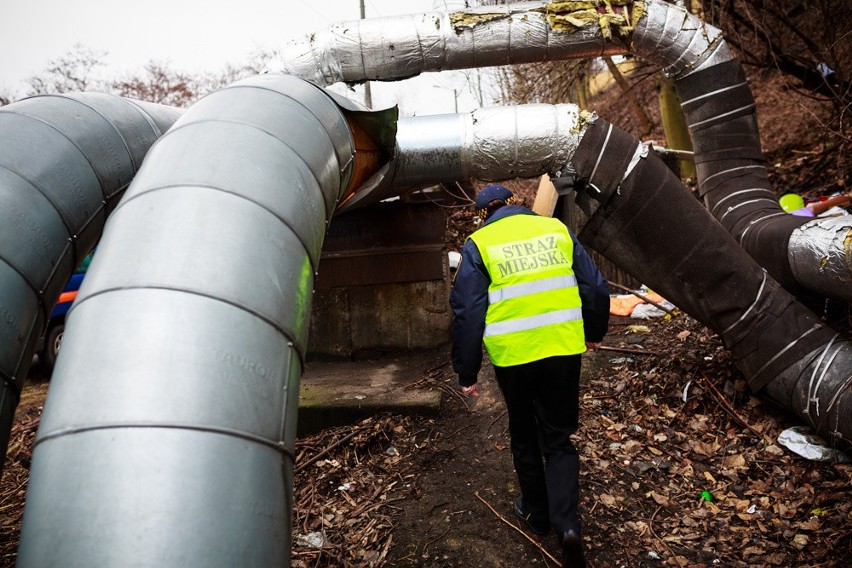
[450,205,610,386]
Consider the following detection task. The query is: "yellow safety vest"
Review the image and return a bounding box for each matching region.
[468,214,586,366]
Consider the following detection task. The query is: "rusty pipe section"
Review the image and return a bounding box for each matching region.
[17,75,362,567]
[340,103,593,211]
[0,94,179,475]
[562,118,851,451]
[268,1,630,85]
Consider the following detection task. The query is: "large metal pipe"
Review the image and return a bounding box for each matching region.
[563,118,851,451]
[15,75,384,567]
[269,1,629,84]
[341,103,593,210]
[0,93,179,475]
[277,0,851,304]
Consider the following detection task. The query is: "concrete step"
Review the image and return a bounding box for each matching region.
[297,352,444,436]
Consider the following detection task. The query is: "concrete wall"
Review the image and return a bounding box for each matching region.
[307,201,452,359]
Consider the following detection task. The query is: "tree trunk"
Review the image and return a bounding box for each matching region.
[658,73,695,179]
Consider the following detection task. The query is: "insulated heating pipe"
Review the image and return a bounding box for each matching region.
[14,74,392,568]
[276,0,852,305]
[0,94,179,476]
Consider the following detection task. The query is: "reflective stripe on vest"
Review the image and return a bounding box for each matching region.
[468,213,586,366]
[484,307,583,337]
[488,274,578,304]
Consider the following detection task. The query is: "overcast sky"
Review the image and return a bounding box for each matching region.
[0,0,486,115]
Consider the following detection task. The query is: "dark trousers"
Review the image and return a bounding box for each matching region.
[494,354,582,535]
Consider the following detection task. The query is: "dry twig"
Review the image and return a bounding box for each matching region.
[474,491,561,567]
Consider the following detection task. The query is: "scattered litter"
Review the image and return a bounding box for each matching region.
[647,551,660,560]
[448,251,461,270]
[294,531,326,549]
[625,325,651,334]
[747,504,757,514]
[609,357,634,364]
[337,482,351,491]
[777,427,852,463]
[610,289,675,318]
[701,490,714,502]
[385,446,400,457]
[631,302,672,319]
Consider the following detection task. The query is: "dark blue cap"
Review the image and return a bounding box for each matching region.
[475,184,513,210]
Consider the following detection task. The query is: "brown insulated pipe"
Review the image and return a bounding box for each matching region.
[561,118,852,450]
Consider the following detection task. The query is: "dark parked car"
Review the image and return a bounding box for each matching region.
[38,252,92,371]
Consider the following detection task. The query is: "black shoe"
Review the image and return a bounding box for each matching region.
[561,529,586,568]
[513,496,550,536]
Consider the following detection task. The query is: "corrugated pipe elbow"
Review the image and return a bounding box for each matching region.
[632,0,735,78]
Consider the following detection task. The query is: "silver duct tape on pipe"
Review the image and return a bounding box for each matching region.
[340,103,592,211]
[788,217,852,301]
[17,75,355,567]
[763,339,852,451]
[631,0,734,78]
[0,94,179,474]
[270,1,624,85]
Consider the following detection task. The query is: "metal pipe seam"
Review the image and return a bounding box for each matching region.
[33,421,297,460]
[17,75,357,567]
[565,118,850,447]
[107,119,332,272]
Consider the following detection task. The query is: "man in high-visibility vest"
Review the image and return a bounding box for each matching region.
[450,184,609,568]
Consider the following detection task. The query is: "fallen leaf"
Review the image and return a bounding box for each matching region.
[650,491,672,508]
[693,440,716,456]
[599,493,618,508]
[721,454,747,469]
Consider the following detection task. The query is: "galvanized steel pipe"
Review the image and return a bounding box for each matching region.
[0,93,179,475]
[17,75,359,567]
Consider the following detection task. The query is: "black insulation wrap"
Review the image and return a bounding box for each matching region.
[675,59,810,293]
[568,119,837,399]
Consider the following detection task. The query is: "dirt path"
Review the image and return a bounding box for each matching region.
[384,356,556,567]
[382,317,852,568]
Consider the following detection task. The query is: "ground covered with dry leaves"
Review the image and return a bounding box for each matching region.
[3,314,848,567]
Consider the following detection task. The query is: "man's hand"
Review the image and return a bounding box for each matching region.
[586,342,601,351]
[461,384,480,397]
